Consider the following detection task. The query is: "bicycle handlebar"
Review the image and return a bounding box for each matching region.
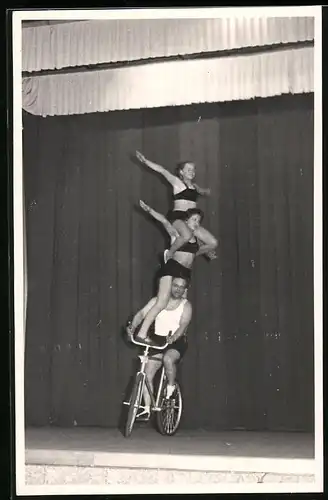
[130,335,170,350]
[127,324,171,350]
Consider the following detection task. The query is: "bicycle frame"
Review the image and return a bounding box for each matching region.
[124,336,169,412]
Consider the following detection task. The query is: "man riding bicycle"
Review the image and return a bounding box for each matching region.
[126,277,193,421]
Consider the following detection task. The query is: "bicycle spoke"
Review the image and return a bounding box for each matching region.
[166,413,170,433]
[163,401,173,434]
[156,383,182,436]
[165,409,171,431]
[163,408,170,429]
[170,411,175,433]
[168,412,173,434]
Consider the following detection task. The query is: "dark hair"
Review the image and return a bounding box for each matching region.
[175,161,194,179]
[184,208,204,223]
[172,276,190,289]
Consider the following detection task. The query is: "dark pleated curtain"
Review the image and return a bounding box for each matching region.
[23,93,314,431]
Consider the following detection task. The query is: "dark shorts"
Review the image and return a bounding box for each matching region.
[149,334,188,360]
[167,210,187,223]
[157,258,191,281]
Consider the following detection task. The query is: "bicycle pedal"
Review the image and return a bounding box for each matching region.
[136,416,150,422]
[136,410,151,421]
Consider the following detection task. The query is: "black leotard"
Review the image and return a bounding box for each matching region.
[173,183,199,203]
[179,239,199,254]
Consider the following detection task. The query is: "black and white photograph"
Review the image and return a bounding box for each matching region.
[12,7,323,496]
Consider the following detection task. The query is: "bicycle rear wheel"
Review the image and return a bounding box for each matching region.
[124,373,144,438]
[156,379,183,436]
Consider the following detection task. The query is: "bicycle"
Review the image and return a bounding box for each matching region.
[123,334,183,438]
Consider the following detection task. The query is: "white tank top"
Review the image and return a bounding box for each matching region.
[154,299,187,337]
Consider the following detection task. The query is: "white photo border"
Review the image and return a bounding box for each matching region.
[12,6,323,496]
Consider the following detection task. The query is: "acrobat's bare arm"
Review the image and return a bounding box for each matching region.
[193,183,211,196]
[135,151,180,187]
[139,200,178,243]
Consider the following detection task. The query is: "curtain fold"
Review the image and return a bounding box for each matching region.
[22,46,313,116]
[22,17,314,72]
[23,94,314,431]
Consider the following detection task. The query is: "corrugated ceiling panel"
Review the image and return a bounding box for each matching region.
[22,17,314,72]
[22,46,314,116]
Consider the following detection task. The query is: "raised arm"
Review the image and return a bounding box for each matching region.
[168,301,192,344]
[139,200,179,243]
[135,151,179,187]
[193,183,211,197]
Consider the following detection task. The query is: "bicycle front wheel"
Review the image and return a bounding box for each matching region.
[156,380,183,436]
[124,373,144,438]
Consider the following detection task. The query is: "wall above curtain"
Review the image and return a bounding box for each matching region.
[22,17,314,72]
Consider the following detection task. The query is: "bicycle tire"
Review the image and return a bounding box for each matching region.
[156,379,183,436]
[124,373,144,438]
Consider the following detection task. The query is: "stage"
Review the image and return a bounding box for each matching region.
[25,426,316,487]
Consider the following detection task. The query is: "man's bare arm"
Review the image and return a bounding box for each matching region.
[168,301,192,343]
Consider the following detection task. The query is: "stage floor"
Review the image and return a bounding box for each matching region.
[25,426,315,477]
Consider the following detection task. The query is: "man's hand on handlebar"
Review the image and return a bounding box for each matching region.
[126,323,135,341]
[126,328,173,348]
[167,331,174,344]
